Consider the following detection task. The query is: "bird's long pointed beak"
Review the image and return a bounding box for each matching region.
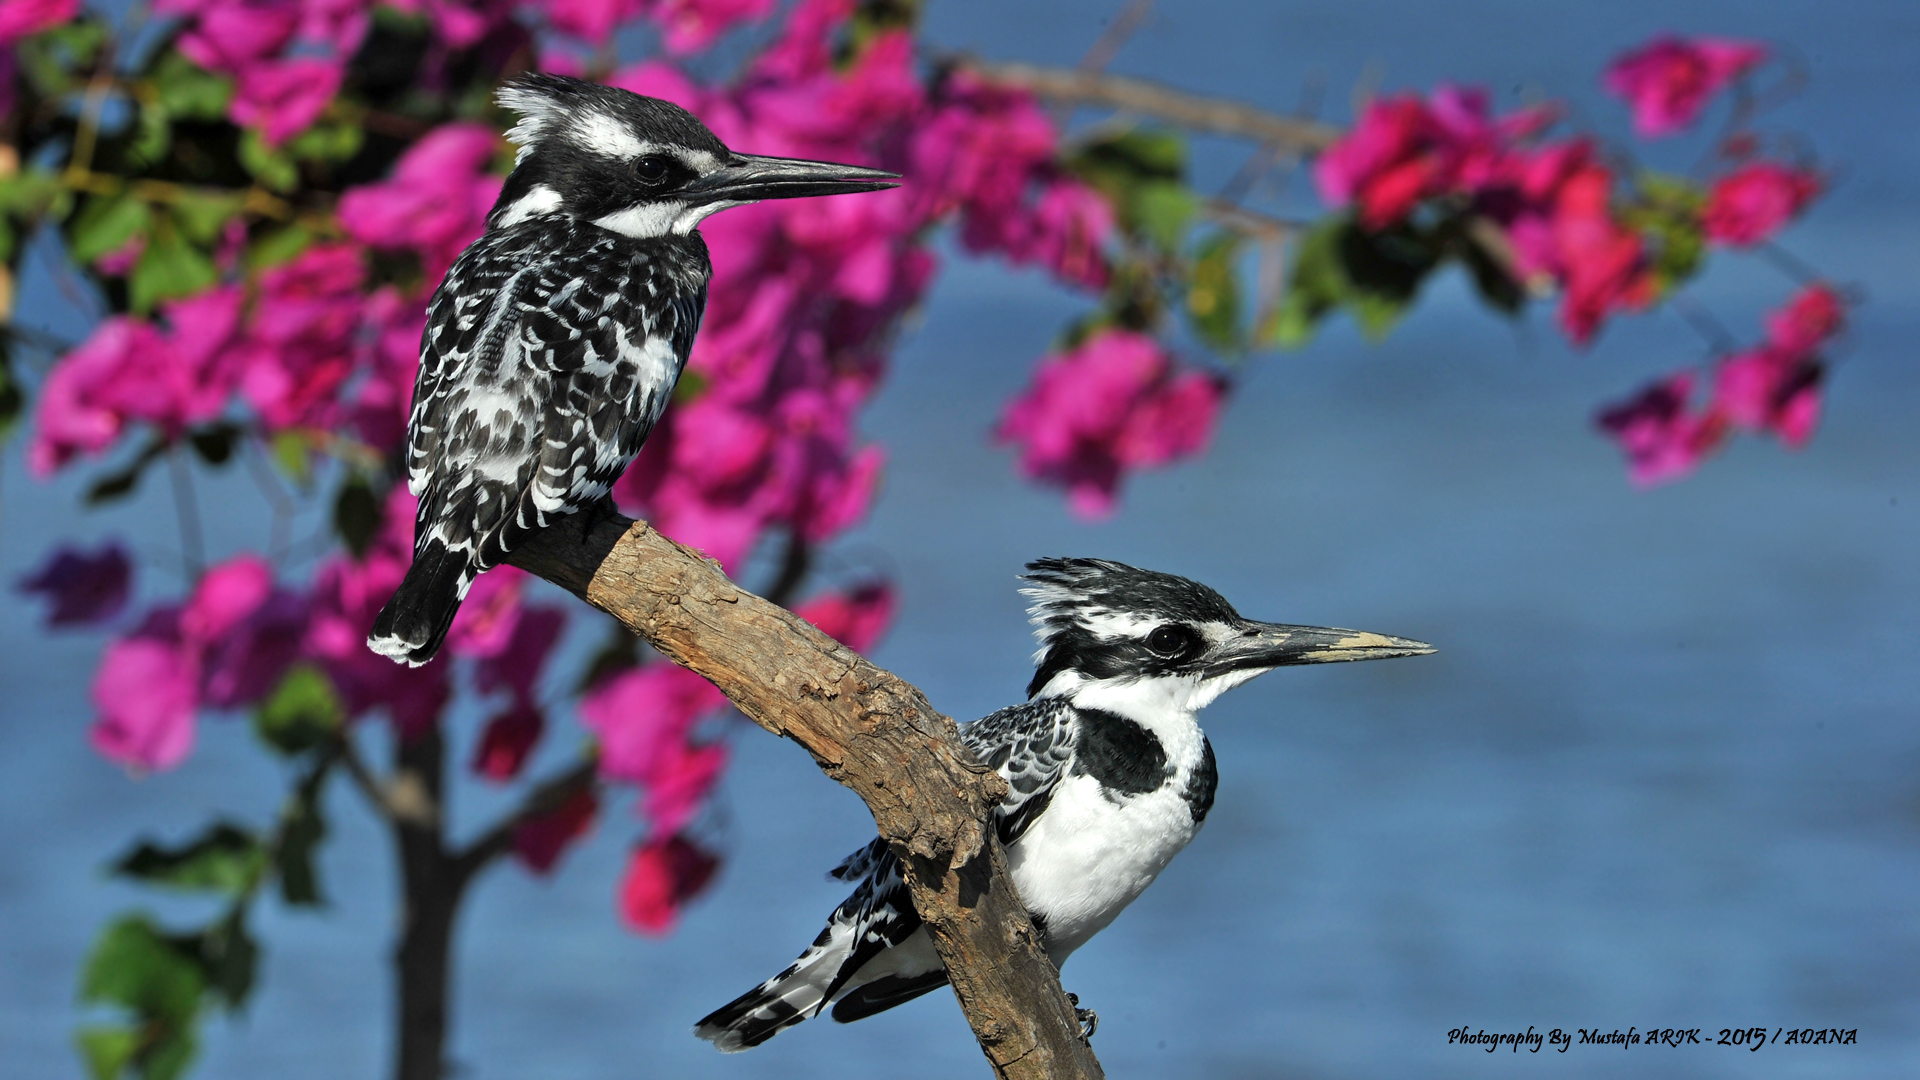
[1203,621,1435,675]
[687,153,900,204]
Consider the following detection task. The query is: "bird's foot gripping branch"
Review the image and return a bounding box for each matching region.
[506,510,1107,1080]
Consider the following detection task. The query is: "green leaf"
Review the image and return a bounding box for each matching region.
[186,422,242,466]
[1265,217,1347,348]
[130,102,172,167]
[285,122,363,165]
[248,224,312,271]
[75,1026,141,1080]
[16,20,105,96]
[1130,181,1195,252]
[1266,216,1443,346]
[151,53,233,120]
[253,665,343,757]
[84,438,168,505]
[113,823,266,895]
[672,367,708,405]
[1066,130,1193,251]
[171,190,243,246]
[0,167,66,217]
[1338,222,1442,337]
[332,475,382,558]
[238,130,298,194]
[1459,228,1526,315]
[1067,129,1186,189]
[1186,232,1243,352]
[195,910,258,1010]
[0,357,22,444]
[80,915,206,1023]
[69,195,151,265]
[268,428,314,484]
[130,224,216,314]
[276,756,334,907]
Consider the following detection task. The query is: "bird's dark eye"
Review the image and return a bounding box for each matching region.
[631,154,673,186]
[1145,624,1198,659]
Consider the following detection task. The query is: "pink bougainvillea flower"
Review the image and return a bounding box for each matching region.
[1602,36,1767,137]
[474,605,567,710]
[1765,283,1847,355]
[16,541,132,628]
[230,57,343,146]
[1316,96,1447,229]
[1701,162,1821,247]
[640,740,727,835]
[645,0,776,55]
[181,554,274,642]
[382,0,498,48]
[513,786,598,873]
[304,487,453,736]
[577,662,727,786]
[28,319,165,475]
[996,330,1225,518]
[473,703,545,782]
[1712,348,1823,448]
[175,0,299,74]
[534,0,639,43]
[337,122,503,281]
[794,581,894,654]
[1026,179,1114,290]
[446,566,526,658]
[1595,371,1728,486]
[199,590,307,708]
[90,634,200,772]
[0,0,80,42]
[1548,163,1655,345]
[239,244,365,430]
[618,832,720,935]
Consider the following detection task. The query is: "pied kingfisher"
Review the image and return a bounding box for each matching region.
[367,73,897,666]
[695,557,1433,1051]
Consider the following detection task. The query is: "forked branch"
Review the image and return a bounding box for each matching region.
[508,512,1105,1080]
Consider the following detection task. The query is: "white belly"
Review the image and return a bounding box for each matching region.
[1005,773,1202,962]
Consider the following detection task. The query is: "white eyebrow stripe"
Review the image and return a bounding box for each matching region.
[569,112,651,159]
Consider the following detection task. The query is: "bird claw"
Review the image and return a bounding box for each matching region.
[1066,992,1098,1042]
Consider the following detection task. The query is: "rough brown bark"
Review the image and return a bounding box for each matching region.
[508,511,1105,1080]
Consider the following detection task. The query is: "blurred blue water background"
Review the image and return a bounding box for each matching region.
[4,0,1918,1076]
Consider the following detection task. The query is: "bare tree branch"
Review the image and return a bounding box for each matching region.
[508,512,1104,1080]
[455,758,598,884]
[959,57,1342,153]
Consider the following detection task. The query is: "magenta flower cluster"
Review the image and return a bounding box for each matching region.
[24,0,1165,931]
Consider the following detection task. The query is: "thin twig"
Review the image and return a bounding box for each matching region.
[242,439,300,564]
[1756,240,1830,288]
[960,58,1341,153]
[339,733,402,823]
[453,757,598,883]
[1051,0,1157,129]
[1668,294,1741,355]
[167,446,205,578]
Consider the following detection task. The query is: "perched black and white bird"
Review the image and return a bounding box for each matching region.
[694,557,1433,1051]
[367,74,897,665]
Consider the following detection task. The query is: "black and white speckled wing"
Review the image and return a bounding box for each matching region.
[692,697,1081,1050]
[409,222,703,567]
[368,220,708,666]
[961,697,1078,846]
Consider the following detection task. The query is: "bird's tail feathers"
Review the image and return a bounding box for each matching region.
[693,930,854,1052]
[366,538,474,667]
